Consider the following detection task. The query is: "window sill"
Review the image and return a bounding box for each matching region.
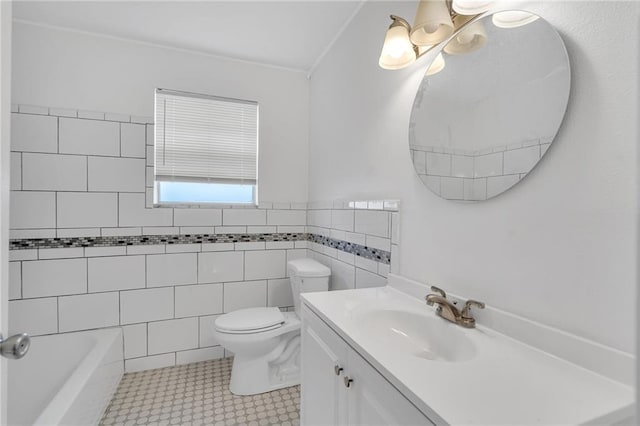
[153,202,259,209]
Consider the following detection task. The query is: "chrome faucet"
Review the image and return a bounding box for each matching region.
[425,286,485,328]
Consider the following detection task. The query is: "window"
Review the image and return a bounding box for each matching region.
[154,88,258,205]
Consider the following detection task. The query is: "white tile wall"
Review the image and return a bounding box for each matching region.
[9,262,21,300]
[452,155,474,178]
[198,251,244,283]
[503,145,540,175]
[413,150,426,174]
[175,283,223,318]
[354,210,390,238]
[10,152,21,190]
[307,209,331,228]
[474,152,503,178]
[245,250,286,280]
[487,175,520,198]
[9,107,396,372]
[235,242,265,251]
[266,210,306,226]
[88,157,146,192]
[10,192,56,229]
[22,153,88,191]
[22,258,87,298]
[123,323,148,359]
[331,209,354,232]
[330,259,355,291]
[222,209,266,226]
[125,353,175,373]
[426,152,451,176]
[119,193,172,227]
[121,123,146,158]
[147,317,199,355]
[307,201,395,293]
[267,279,294,307]
[421,175,441,196]
[78,110,105,120]
[355,256,377,273]
[11,113,58,153]
[174,209,222,227]
[440,177,464,200]
[464,178,487,201]
[59,117,120,156]
[39,247,84,259]
[57,192,118,228]
[223,280,267,312]
[176,347,224,365]
[147,253,198,287]
[120,287,174,324]
[9,298,58,336]
[59,292,120,332]
[199,315,220,348]
[84,246,127,257]
[355,268,387,289]
[88,256,145,292]
[365,235,391,252]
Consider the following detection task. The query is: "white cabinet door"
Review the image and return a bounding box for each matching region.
[301,306,348,426]
[346,345,434,426]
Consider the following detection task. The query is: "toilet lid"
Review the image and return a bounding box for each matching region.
[215,307,285,332]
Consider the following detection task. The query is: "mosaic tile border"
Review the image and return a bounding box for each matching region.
[307,234,391,265]
[9,232,306,250]
[9,232,391,265]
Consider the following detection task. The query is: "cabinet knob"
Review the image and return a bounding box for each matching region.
[334,365,343,376]
[344,376,354,388]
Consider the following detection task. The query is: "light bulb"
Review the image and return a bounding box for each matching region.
[426,53,446,76]
[452,0,493,15]
[443,14,487,55]
[379,17,417,70]
[492,11,539,28]
[410,0,454,46]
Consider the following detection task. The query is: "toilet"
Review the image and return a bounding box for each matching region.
[214,258,331,395]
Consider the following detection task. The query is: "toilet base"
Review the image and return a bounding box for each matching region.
[228,332,301,396]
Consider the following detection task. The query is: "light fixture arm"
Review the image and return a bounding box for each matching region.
[386,10,482,63]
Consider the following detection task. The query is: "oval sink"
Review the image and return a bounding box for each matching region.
[357,309,476,362]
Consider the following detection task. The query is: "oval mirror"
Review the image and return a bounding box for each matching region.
[409,11,570,201]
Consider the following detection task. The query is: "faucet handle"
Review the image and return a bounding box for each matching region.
[461,300,485,319]
[430,285,446,298]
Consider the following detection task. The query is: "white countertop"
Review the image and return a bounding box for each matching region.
[302,285,634,425]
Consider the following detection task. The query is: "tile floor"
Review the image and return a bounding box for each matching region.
[100,357,301,426]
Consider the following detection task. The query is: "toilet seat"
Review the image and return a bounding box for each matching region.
[215,307,285,334]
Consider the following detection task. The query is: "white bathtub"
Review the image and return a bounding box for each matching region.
[8,328,124,426]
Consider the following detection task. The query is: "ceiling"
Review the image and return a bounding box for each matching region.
[13,0,364,72]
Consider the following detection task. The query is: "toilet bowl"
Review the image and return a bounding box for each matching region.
[214,258,331,395]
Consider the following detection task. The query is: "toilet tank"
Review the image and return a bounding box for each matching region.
[287,258,331,316]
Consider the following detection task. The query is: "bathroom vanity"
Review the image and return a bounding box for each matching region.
[300,275,634,425]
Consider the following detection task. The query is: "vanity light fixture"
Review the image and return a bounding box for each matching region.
[409,0,454,46]
[451,0,493,16]
[426,52,446,75]
[443,14,487,54]
[492,10,540,28]
[378,0,493,71]
[378,16,418,70]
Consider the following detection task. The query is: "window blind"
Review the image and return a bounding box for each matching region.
[155,89,258,185]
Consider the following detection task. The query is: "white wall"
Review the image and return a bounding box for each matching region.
[309,1,639,353]
[11,22,309,203]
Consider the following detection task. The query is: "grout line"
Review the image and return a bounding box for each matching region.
[85,155,89,191]
[56,296,60,333]
[19,152,23,191]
